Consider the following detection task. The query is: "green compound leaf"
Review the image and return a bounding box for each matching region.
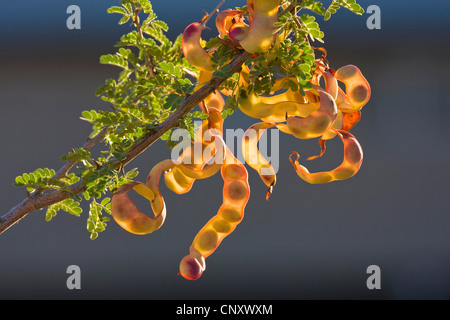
[45,198,83,222]
[100,54,129,69]
[324,0,365,21]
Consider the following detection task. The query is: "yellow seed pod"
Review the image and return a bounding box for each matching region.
[334,65,371,112]
[182,22,216,71]
[238,89,318,122]
[286,90,338,139]
[165,108,224,194]
[238,0,281,53]
[289,130,363,184]
[179,147,250,280]
[111,159,175,235]
[242,122,277,200]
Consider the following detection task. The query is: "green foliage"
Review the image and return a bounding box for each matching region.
[324,0,365,21]
[46,198,83,222]
[87,198,111,240]
[13,0,365,239]
[14,168,80,193]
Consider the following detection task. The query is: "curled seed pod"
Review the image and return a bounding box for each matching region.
[342,110,361,132]
[228,22,250,42]
[321,70,339,100]
[238,0,281,54]
[165,107,224,194]
[242,122,277,200]
[334,65,371,112]
[176,134,226,180]
[111,159,175,235]
[215,9,246,39]
[238,88,317,122]
[179,148,250,280]
[306,110,343,160]
[110,182,162,235]
[182,22,216,71]
[335,87,353,112]
[286,90,338,140]
[289,129,363,184]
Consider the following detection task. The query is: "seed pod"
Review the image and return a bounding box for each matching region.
[334,65,371,112]
[238,0,281,54]
[179,147,250,280]
[286,90,338,140]
[182,22,215,71]
[165,107,224,194]
[289,130,363,184]
[111,159,175,235]
[242,122,277,200]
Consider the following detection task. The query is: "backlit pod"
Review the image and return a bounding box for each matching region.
[238,87,317,122]
[164,108,224,194]
[267,76,308,103]
[179,148,250,280]
[111,133,227,236]
[289,129,363,184]
[319,69,339,101]
[111,159,175,235]
[285,90,338,140]
[334,65,371,112]
[228,22,250,42]
[237,0,280,53]
[242,122,277,200]
[300,67,340,141]
[182,22,216,72]
[215,10,246,40]
[342,110,361,132]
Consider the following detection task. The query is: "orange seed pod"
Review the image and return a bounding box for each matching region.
[238,0,280,53]
[182,22,216,71]
[289,130,363,184]
[286,90,338,140]
[334,65,371,112]
[242,122,277,200]
[179,148,250,280]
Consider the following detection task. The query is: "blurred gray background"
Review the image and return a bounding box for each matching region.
[1,0,449,299]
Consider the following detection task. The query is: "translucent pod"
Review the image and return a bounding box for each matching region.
[268,76,308,103]
[342,110,361,132]
[321,69,338,100]
[176,134,227,180]
[215,10,246,40]
[182,22,215,71]
[228,22,250,42]
[238,88,317,122]
[334,65,371,112]
[165,108,224,194]
[242,122,277,200]
[321,110,343,140]
[179,148,250,280]
[289,129,363,184]
[238,0,281,53]
[179,249,205,280]
[335,87,352,112]
[286,90,338,140]
[306,110,343,161]
[111,159,175,235]
[202,90,225,112]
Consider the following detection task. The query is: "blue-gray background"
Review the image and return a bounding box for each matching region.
[1,0,449,300]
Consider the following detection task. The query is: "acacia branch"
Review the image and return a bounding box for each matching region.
[0,2,297,235]
[0,50,250,235]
